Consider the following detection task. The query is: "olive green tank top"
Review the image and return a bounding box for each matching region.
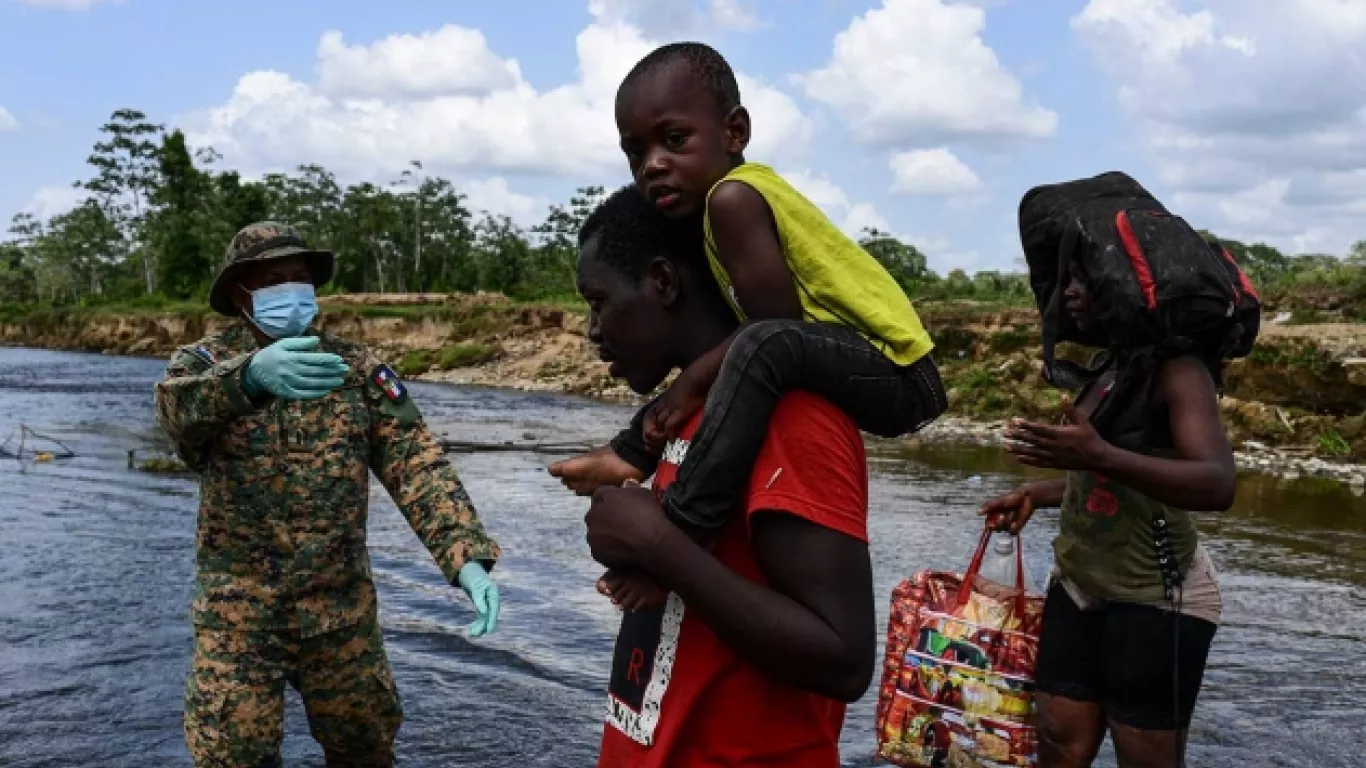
[1054,467,1199,604]
[702,163,934,367]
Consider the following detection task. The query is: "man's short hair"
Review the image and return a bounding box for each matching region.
[619,42,741,116]
[579,186,706,280]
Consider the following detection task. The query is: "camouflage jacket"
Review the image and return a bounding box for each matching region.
[155,323,501,637]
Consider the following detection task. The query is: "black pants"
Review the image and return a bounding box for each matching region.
[1034,582,1218,730]
[610,320,948,530]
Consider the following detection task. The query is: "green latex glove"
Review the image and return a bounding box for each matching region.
[457,562,501,637]
[243,336,348,400]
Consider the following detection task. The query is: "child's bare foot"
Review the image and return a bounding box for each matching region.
[548,446,645,496]
[597,568,668,612]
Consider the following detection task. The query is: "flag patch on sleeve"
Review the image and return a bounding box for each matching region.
[370,364,408,401]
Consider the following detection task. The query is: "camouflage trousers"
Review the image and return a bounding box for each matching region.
[184,617,402,768]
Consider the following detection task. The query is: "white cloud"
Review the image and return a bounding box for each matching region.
[842,203,892,237]
[1213,179,1293,231]
[23,185,86,220]
[796,0,1057,148]
[1072,0,1253,65]
[780,167,979,268]
[708,0,762,30]
[16,0,119,8]
[738,74,813,162]
[185,5,809,185]
[1074,0,1366,254]
[889,148,982,196]
[460,177,550,227]
[587,0,761,37]
[0,107,18,132]
[1297,0,1366,40]
[781,168,849,212]
[315,27,521,99]
[781,168,889,236]
[710,0,764,30]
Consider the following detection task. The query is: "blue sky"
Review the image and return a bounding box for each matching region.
[2,0,1363,273]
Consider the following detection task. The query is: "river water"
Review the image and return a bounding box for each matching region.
[0,346,1363,767]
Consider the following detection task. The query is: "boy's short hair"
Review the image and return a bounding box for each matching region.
[579,186,706,280]
[618,42,741,116]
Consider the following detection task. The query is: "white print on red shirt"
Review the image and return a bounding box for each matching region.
[604,436,690,746]
[605,593,686,745]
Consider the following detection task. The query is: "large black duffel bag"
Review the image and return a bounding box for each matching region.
[1018,170,1260,391]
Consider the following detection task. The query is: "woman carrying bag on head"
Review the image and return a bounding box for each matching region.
[987,172,1256,768]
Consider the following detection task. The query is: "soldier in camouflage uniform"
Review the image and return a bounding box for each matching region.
[156,222,502,767]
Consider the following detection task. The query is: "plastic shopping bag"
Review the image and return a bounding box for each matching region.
[876,527,1045,767]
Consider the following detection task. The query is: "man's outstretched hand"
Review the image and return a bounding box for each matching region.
[243,336,348,401]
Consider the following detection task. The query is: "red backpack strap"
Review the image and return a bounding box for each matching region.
[1115,210,1158,310]
[1220,246,1261,301]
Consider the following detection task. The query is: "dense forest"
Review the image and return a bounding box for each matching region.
[3,109,1365,318]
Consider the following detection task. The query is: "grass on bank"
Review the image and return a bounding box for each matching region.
[398,342,503,376]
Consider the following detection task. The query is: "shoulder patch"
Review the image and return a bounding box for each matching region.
[190,345,217,366]
[370,364,408,402]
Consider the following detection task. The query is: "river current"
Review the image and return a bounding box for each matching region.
[0,346,1363,767]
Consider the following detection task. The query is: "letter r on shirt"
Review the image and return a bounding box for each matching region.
[627,647,646,685]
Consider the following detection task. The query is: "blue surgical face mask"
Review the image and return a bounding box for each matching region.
[246,282,318,339]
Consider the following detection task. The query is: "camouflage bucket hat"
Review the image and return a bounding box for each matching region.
[209,221,336,316]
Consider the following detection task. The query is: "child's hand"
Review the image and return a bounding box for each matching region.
[597,568,669,613]
[646,372,709,449]
[548,446,645,496]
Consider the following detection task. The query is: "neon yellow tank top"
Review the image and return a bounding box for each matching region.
[702,163,934,366]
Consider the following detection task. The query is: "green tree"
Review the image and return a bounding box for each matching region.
[971,270,1030,299]
[31,201,122,302]
[858,228,929,294]
[81,108,163,295]
[149,130,210,298]
[414,178,475,292]
[8,212,44,245]
[203,171,272,267]
[336,182,408,293]
[473,215,534,296]
[0,242,36,303]
[1346,240,1366,268]
[531,186,605,298]
[1202,232,1289,287]
[191,148,272,270]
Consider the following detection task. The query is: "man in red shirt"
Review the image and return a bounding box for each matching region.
[565,186,876,767]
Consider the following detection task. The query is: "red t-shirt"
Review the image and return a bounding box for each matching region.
[598,392,869,768]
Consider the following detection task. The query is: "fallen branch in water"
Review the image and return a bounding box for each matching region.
[439,439,595,455]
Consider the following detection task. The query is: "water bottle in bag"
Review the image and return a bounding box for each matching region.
[975,533,1038,595]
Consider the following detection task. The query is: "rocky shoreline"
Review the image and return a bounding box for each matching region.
[417,368,1366,490]
[910,417,1366,491]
